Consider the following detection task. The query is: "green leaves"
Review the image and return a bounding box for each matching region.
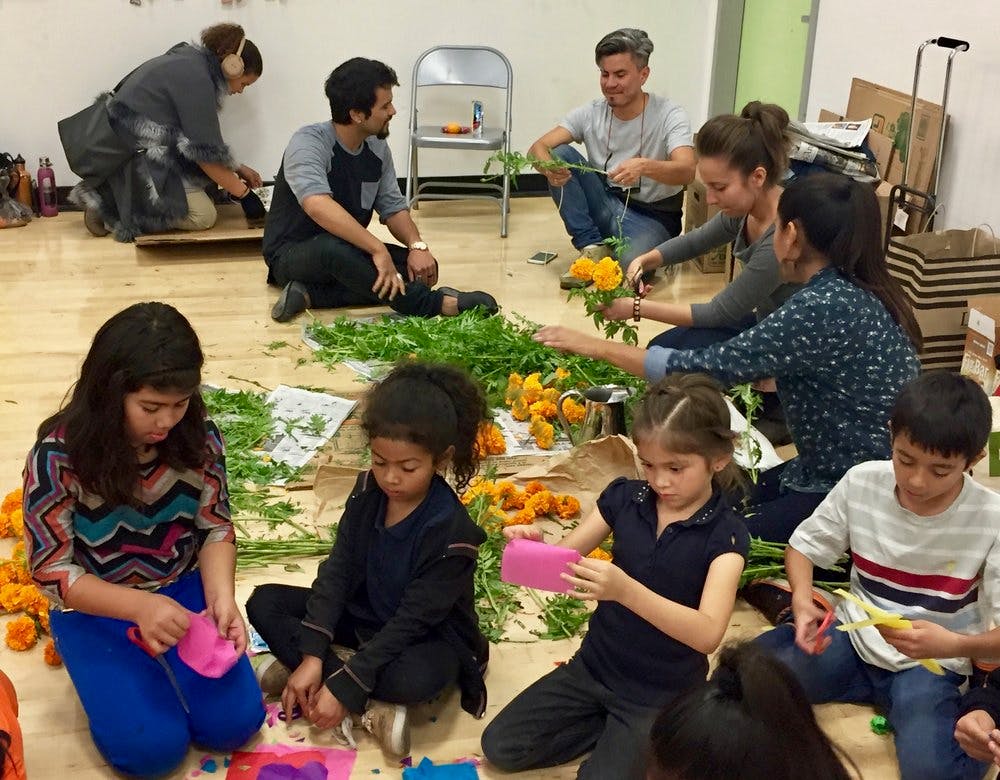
[305,311,644,407]
[482,151,606,188]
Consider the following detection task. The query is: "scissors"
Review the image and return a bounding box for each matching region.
[127,626,191,713]
[278,704,302,722]
[813,609,835,654]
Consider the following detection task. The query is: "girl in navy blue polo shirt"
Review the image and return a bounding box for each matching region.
[246,362,490,759]
[481,373,750,779]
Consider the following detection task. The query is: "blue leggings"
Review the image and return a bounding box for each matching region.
[50,571,265,777]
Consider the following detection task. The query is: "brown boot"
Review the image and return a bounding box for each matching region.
[250,654,291,696]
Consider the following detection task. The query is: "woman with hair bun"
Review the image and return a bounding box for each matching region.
[64,23,266,241]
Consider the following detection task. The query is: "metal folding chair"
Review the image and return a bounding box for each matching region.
[404,45,513,237]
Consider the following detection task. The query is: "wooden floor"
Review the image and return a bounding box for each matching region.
[0,199,903,778]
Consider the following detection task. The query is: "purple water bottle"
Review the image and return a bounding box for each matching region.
[37,157,58,217]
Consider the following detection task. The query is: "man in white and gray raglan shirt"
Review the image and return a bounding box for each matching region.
[529,28,696,274]
[263,57,497,322]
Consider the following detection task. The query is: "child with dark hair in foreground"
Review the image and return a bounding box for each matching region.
[756,371,1000,780]
[646,642,856,780]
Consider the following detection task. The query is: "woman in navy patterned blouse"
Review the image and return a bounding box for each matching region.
[536,173,921,543]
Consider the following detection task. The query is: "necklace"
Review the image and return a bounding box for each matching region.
[604,93,648,175]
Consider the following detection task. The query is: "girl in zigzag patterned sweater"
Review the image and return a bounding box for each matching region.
[22,302,263,778]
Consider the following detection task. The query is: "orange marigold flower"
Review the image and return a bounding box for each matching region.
[0,583,35,613]
[26,590,49,618]
[474,423,507,457]
[11,541,25,561]
[524,481,546,496]
[504,508,537,526]
[587,547,613,561]
[561,397,586,425]
[44,638,62,667]
[521,373,544,404]
[36,608,49,635]
[554,494,582,520]
[526,491,555,517]
[528,400,558,420]
[554,367,570,380]
[541,387,560,403]
[2,508,24,538]
[0,489,22,516]
[500,487,526,511]
[592,258,624,291]
[569,257,596,281]
[4,615,37,651]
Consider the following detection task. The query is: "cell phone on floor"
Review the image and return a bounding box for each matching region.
[527,251,558,265]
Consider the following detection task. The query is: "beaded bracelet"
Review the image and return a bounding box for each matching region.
[633,296,641,323]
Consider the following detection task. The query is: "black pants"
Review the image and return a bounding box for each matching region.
[480,658,658,779]
[245,584,460,709]
[269,235,443,317]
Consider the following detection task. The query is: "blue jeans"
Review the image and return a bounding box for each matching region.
[51,571,265,778]
[647,314,757,350]
[755,622,987,780]
[549,145,678,266]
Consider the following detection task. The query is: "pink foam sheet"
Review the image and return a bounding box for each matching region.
[177,611,241,678]
[501,538,581,594]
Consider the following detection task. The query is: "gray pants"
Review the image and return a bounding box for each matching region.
[480,657,658,779]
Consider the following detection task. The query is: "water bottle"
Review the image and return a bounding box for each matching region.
[13,155,33,210]
[37,157,58,217]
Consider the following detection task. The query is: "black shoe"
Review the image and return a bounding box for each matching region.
[438,286,499,316]
[271,281,310,322]
[740,579,833,626]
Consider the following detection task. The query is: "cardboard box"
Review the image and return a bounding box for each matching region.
[845,78,945,197]
[682,178,731,274]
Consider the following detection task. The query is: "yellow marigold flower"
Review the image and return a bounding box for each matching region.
[528,400,558,420]
[4,615,37,651]
[569,257,596,281]
[561,397,586,425]
[526,491,555,517]
[521,373,544,404]
[592,258,623,291]
[510,396,531,422]
[44,638,62,667]
[529,416,555,450]
[504,508,537,526]
[554,494,582,520]
[541,387,560,403]
[555,367,570,380]
[0,488,22,516]
[504,373,524,405]
[587,547,613,561]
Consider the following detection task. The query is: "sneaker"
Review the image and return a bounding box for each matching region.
[740,578,833,626]
[361,700,410,757]
[250,653,291,696]
[83,207,109,237]
[579,243,612,262]
[437,286,499,316]
[271,281,311,322]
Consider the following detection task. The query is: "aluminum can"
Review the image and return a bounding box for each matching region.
[472,100,484,137]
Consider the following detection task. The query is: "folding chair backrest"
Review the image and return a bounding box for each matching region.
[413,46,511,90]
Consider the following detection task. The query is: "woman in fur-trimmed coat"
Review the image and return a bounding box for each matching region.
[68,23,265,241]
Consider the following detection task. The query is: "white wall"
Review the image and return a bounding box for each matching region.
[806,0,999,229]
[3,0,717,188]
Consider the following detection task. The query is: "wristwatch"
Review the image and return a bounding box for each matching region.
[409,241,429,251]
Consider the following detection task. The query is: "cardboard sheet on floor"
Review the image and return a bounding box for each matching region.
[135,204,263,246]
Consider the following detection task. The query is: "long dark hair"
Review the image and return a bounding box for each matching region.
[778,172,922,349]
[696,101,790,187]
[631,373,745,496]
[36,302,209,508]
[647,642,859,780]
[361,362,487,492]
[200,22,262,76]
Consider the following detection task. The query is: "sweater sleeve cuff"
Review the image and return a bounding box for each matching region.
[324,665,370,713]
[298,622,332,660]
[644,346,677,380]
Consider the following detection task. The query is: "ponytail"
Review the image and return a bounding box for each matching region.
[778,173,922,349]
[696,101,790,186]
[632,373,746,495]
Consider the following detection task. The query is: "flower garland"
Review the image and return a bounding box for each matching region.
[566,256,640,345]
[0,489,60,665]
[504,371,586,450]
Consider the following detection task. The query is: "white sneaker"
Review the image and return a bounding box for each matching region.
[579,243,611,262]
[361,700,410,757]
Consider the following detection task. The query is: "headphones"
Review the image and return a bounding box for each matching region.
[221,36,246,79]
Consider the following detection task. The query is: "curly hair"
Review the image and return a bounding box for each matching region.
[200,22,262,76]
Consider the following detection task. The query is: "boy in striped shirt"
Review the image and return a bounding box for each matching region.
[756,371,1000,780]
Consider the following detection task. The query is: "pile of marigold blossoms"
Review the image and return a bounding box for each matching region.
[0,489,60,665]
[505,371,585,450]
[461,479,610,560]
